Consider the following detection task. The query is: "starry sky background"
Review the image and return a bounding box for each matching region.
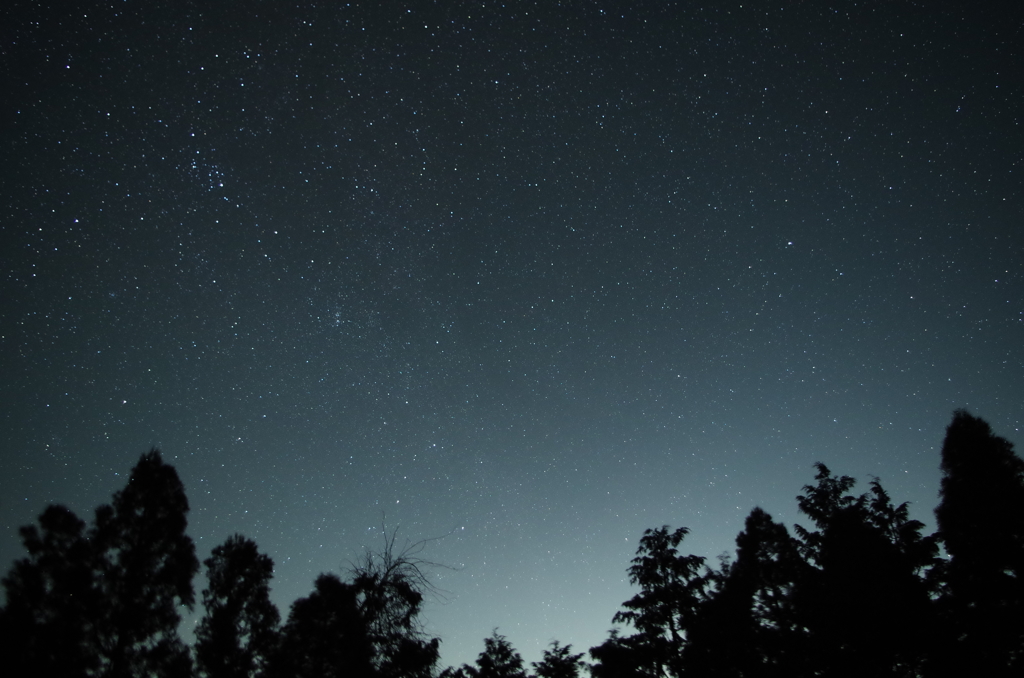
[2,0,1022,668]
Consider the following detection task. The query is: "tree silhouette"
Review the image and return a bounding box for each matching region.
[195,535,280,678]
[264,526,442,678]
[589,629,655,678]
[792,464,937,677]
[348,528,443,678]
[532,640,585,678]
[932,410,1024,677]
[864,477,940,580]
[0,504,101,678]
[91,449,199,678]
[0,450,198,678]
[265,573,375,678]
[612,526,708,678]
[461,630,528,678]
[8,413,1024,678]
[597,453,956,678]
[683,507,807,678]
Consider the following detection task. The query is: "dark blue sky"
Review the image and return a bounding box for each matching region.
[2,0,1021,668]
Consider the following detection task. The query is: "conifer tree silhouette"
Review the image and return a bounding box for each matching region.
[265,573,375,678]
[932,410,1024,677]
[532,641,585,678]
[91,450,198,678]
[613,526,709,678]
[1,450,197,678]
[462,630,528,678]
[684,507,807,678]
[0,505,100,678]
[793,464,936,677]
[195,535,280,678]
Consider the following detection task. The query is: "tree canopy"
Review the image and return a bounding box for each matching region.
[532,641,585,678]
[3,411,1023,677]
[195,535,280,678]
[592,411,1024,678]
[1,450,197,678]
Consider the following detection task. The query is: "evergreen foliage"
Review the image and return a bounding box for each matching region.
[0,504,99,678]
[91,450,199,678]
[461,630,529,678]
[0,450,197,678]
[347,529,443,678]
[597,412,1023,678]
[3,411,1023,677]
[195,535,280,678]
[682,507,806,678]
[264,573,375,678]
[932,409,1024,677]
[612,526,708,678]
[589,629,654,678]
[532,641,585,678]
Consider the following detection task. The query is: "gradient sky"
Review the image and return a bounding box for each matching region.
[2,0,1022,669]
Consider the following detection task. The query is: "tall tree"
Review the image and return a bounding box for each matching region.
[0,504,101,678]
[612,526,708,678]
[683,507,808,678]
[265,573,375,678]
[0,450,198,678]
[265,527,442,678]
[532,640,585,678]
[195,535,280,678]
[463,630,528,678]
[793,464,936,677]
[932,410,1024,677]
[348,529,442,678]
[91,450,199,678]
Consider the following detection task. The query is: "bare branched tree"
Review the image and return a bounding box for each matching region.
[347,521,457,678]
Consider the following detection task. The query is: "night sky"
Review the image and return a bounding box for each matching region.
[2,0,1022,668]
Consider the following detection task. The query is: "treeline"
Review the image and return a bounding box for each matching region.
[2,410,1023,677]
[0,449,442,678]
